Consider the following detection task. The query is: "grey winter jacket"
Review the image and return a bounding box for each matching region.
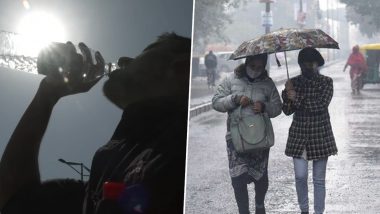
[212,64,282,141]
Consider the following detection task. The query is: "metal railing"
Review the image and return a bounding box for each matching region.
[0,30,117,75]
[0,30,38,73]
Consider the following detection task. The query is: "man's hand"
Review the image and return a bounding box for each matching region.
[38,42,105,102]
[252,101,264,113]
[0,41,106,209]
[239,96,250,107]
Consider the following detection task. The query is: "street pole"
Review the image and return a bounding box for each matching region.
[333,0,336,59]
[331,0,335,60]
[326,0,330,61]
[265,2,270,34]
[299,0,303,29]
[58,158,90,181]
[260,0,273,73]
[265,1,271,74]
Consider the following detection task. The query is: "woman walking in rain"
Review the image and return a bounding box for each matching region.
[343,45,367,94]
[282,47,338,214]
[212,53,282,214]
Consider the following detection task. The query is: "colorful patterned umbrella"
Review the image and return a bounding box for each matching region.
[229,28,339,78]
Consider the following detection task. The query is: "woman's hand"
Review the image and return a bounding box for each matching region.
[284,80,296,101]
[287,90,296,101]
[239,96,250,107]
[252,101,264,113]
[285,80,294,90]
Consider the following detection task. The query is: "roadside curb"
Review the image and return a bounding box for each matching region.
[189,102,213,118]
[189,60,340,119]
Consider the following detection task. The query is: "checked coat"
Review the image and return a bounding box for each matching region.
[282,74,338,160]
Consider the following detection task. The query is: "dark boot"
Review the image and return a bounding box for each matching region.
[232,175,250,214]
[253,170,268,214]
[233,186,249,214]
[255,206,266,214]
[301,212,309,214]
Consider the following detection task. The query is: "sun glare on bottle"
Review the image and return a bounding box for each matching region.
[16,11,66,56]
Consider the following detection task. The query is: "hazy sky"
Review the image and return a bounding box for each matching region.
[0,0,193,62]
[0,0,193,180]
[319,0,346,10]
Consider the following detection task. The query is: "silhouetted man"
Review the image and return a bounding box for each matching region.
[0,33,190,214]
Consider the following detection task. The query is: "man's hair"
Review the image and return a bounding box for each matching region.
[143,32,190,54]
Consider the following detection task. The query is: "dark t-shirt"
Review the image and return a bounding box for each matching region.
[205,53,217,69]
[2,179,85,214]
[2,97,188,214]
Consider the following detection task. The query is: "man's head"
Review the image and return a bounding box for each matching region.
[103,33,191,109]
[244,53,267,79]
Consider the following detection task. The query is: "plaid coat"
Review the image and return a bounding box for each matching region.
[282,74,338,160]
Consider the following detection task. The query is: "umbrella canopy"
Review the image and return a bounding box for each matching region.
[229,28,339,60]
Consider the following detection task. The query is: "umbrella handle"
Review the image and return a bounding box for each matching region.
[284,51,289,79]
[274,53,281,67]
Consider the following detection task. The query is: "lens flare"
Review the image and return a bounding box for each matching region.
[16,11,66,56]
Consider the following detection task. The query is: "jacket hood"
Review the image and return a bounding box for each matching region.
[234,63,269,80]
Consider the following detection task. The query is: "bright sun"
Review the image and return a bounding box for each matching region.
[16,11,66,56]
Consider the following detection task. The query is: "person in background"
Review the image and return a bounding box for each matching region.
[282,47,338,214]
[205,50,217,88]
[343,45,367,94]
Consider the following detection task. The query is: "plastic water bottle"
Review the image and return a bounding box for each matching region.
[37,42,117,85]
[0,30,117,81]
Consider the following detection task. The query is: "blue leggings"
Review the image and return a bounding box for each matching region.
[293,157,328,214]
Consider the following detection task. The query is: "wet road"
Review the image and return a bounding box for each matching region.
[185,61,380,213]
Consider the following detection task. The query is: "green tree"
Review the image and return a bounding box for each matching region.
[224,1,318,46]
[340,0,380,37]
[193,0,319,55]
[193,0,247,55]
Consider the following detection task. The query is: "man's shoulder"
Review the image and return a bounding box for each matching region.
[206,53,216,59]
[95,139,125,155]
